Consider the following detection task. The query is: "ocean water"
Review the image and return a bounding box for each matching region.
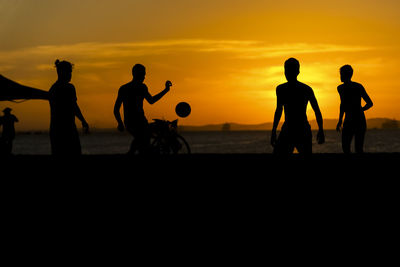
[10,129,400,155]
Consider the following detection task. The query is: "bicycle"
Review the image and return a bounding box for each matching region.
[149,119,190,154]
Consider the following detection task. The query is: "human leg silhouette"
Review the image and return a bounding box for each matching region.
[295,136,312,155]
[126,122,150,155]
[273,124,295,155]
[354,123,366,154]
[341,125,353,154]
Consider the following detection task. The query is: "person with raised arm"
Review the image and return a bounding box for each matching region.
[114,64,171,154]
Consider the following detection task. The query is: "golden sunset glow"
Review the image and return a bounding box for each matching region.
[1,0,400,130]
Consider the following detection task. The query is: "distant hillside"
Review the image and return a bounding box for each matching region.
[179,118,399,131]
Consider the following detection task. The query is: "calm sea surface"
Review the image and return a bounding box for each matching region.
[11,129,400,155]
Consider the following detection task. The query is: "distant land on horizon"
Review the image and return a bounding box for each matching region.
[14,118,399,134]
[178,118,400,132]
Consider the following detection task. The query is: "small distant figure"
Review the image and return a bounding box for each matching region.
[0,107,19,155]
[114,64,171,154]
[336,65,373,154]
[49,59,89,156]
[271,58,325,155]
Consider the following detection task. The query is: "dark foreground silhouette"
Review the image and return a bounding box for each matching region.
[336,65,373,153]
[2,152,398,266]
[271,58,325,155]
[2,153,399,178]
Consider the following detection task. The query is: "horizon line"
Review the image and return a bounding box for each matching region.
[14,117,399,132]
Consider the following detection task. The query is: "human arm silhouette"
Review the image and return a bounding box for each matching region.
[113,95,124,132]
[271,92,283,147]
[74,103,89,133]
[336,103,345,132]
[70,85,88,133]
[144,81,172,104]
[361,87,373,111]
[336,87,344,132]
[309,93,325,144]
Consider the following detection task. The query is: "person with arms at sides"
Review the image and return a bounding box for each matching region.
[271,58,325,156]
[49,59,89,156]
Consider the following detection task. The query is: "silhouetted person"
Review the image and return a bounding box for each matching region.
[271,58,325,155]
[114,64,171,154]
[49,59,89,155]
[0,107,18,155]
[336,65,373,154]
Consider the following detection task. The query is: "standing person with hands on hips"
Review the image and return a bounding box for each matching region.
[336,65,373,154]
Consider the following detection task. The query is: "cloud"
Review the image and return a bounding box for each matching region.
[0,39,374,93]
[196,42,372,59]
[35,61,122,71]
[0,39,257,61]
[0,39,372,65]
[234,62,341,97]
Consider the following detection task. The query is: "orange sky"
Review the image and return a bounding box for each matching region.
[1,0,400,130]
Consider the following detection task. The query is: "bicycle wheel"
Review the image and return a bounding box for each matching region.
[173,134,191,154]
[150,135,164,154]
[150,134,190,154]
